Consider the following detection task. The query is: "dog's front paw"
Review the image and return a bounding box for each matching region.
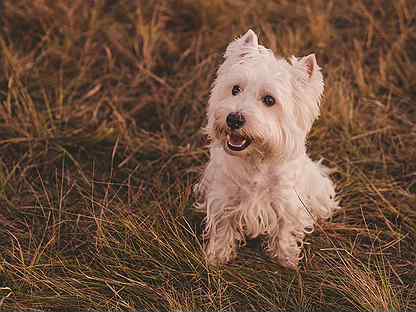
[268,247,301,270]
[205,244,237,266]
[276,254,301,270]
[266,228,304,270]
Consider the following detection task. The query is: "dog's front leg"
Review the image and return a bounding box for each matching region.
[204,215,241,265]
[268,218,305,269]
[266,195,312,269]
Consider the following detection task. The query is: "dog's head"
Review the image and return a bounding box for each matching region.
[206,29,324,161]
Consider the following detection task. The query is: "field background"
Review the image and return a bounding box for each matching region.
[1,0,415,311]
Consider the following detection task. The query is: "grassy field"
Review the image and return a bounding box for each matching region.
[1,0,415,311]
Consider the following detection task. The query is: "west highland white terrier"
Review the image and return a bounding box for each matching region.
[194,29,339,269]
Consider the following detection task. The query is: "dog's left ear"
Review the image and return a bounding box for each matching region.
[300,54,319,79]
[292,53,323,91]
[224,29,259,58]
[291,53,324,130]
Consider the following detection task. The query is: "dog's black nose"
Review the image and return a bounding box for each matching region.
[226,112,245,130]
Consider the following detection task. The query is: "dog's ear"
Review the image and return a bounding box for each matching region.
[301,54,318,79]
[224,29,259,58]
[291,53,324,131]
[293,54,320,79]
[292,53,323,88]
[240,29,258,47]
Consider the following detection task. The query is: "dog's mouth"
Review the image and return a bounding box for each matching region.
[226,132,251,152]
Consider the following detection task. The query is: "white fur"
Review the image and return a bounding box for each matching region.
[195,30,339,269]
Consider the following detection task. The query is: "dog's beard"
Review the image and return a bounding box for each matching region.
[226,132,252,151]
[205,104,307,162]
[207,119,270,160]
[208,119,304,162]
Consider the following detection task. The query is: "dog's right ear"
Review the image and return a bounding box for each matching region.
[224,29,259,58]
[240,29,258,47]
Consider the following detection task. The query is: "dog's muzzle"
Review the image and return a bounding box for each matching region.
[226,112,245,130]
[224,112,252,152]
[226,132,251,151]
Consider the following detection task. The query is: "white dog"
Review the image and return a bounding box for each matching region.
[194,29,339,269]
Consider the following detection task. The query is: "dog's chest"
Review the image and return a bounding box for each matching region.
[231,171,281,237]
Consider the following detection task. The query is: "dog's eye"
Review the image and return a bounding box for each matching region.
[263,95,275,107]
[231,85,241,96]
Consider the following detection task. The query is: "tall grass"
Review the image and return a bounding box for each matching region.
[0,0,415,311]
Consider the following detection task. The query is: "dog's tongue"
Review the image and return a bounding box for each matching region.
[229,133,245,146]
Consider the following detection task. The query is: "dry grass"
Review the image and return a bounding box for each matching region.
[0,0,415,311]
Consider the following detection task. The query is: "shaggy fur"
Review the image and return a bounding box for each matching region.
[195,30,339,269]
